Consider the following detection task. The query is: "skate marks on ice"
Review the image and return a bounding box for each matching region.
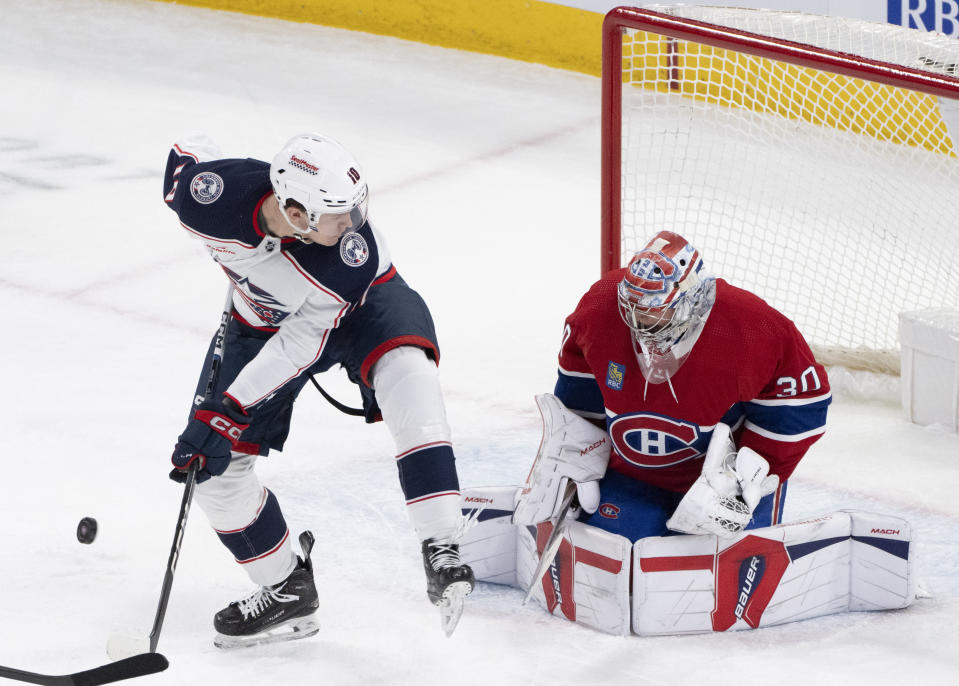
[0,137,154,195]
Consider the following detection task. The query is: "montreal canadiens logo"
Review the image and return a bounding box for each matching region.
[190,172,224,204]
[340,232,369,267]
[599,503,620,519]
[608,412,703,468]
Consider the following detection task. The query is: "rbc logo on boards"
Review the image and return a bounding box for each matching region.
[889,0,959,35]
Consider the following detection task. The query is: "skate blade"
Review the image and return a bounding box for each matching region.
[436,581,472,638]
[214,615,320,650]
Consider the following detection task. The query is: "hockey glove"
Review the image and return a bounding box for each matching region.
[512,394,610,526]
[170,396,250,484]
[665,423,779,538]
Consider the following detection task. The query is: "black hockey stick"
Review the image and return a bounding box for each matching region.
[0,294,238,684]
[107,286,234,661]
[106,462,199,660]
[0,653,168,686]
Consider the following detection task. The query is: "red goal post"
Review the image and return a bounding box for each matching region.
[601,6,959,373]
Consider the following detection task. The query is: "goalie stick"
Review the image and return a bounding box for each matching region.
[523,483,577,606]
[0,653,168,686]
[108,286,233,661]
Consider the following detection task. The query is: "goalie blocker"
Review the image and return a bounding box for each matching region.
[458,486,916,636]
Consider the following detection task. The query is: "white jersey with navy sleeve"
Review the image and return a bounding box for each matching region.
[163,139,391,409]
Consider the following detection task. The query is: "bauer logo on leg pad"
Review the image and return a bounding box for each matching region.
[632,511,916,636]
[713,536,790,631]
[518,520,632,636]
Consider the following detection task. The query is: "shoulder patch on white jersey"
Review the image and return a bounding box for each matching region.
[190,172,225,204]
[340,232,369,267]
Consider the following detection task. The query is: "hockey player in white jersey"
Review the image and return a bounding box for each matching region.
[162,133,473,645]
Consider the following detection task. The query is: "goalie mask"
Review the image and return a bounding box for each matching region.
[270,133,370,242]
[618,231,716,387]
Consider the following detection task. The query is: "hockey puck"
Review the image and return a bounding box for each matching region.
[77,517,98,544]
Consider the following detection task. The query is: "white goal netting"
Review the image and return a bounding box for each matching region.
[612,5,959,374]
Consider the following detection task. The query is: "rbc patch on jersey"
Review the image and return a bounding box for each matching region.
[190,172,224,204]
[606,361,625,390]
[340,232,369,267]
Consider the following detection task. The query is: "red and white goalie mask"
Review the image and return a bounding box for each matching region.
[617,231,716,372]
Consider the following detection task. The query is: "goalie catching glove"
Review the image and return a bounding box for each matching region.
[512,394,610,526]
[171,395,250,484]
[666,423,779,538]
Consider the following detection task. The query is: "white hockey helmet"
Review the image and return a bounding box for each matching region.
[269,133,370,239]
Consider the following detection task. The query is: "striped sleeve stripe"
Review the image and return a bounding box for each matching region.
[236,529,290,565]
[214,488,269,534]
[749,391,833,407]
[558,365,596,379]
[396,441,453,460]
[743,420,827,442]
[172,143,200,161]
[406,490,460,506]
[180,220,257,249]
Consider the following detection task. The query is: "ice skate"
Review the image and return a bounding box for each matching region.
[213,531,320,649]
[422,538,474,637]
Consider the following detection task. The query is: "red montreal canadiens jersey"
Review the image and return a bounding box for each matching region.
[555,273,831,492]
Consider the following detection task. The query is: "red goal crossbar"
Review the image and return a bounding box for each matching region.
[600,6,959,275]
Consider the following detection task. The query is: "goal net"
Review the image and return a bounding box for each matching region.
[601,5,959,374]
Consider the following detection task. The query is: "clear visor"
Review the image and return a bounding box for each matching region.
[301,194,370,237]
[619,298,689,341]
[617,277,716,352]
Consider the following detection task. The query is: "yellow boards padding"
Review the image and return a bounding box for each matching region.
[149,0,604,75]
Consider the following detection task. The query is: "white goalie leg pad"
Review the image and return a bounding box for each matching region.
[512,393,611,526]
[847,510,916,611]
[632,510,915,636]
[518,519,632,636]
[458,486,523,586]
[372,346,460,541]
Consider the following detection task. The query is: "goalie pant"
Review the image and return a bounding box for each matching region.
[457,486,915,636]
[187,274,462,586]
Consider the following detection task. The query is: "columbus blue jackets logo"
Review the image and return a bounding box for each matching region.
[608,412,705,468]
[340,232,369,267]
[606,361,625,390]
[222,268,290,326]
[190,172,224,204]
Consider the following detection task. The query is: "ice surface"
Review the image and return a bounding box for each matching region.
[1,1,957,684]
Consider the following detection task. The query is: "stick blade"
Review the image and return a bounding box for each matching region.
[105,635,151,663]
[70,653,168,686]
